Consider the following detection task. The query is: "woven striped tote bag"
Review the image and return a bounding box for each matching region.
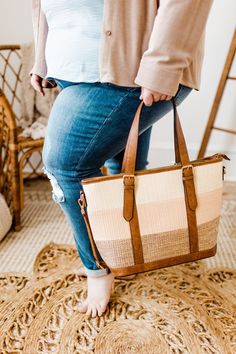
[78,99,229,277]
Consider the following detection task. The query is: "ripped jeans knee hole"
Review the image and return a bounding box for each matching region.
[42,167,65,203]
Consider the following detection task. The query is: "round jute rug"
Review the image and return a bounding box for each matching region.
[0,242,235,354]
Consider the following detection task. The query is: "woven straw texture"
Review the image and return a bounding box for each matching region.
[83,161,223,268]
[0,180,235,353]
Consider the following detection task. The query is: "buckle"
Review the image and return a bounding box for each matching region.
[182,164,193,172]
[182,164,194,180]
[123,174,135,186]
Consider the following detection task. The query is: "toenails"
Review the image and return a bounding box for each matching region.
[78,272,115,317]
[91,305,98,318]
[78,300,88,313]
[80,301,107,317]
[85,305,91,317]
[99,305,106,316]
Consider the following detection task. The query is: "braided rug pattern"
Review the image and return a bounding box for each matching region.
[0,180,235,353]
[0,243,236,353]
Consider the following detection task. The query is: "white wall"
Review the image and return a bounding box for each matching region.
[0,0,32,43]
[148,0,236,181]
[0,0,236,180]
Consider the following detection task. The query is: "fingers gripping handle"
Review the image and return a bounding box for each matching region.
[121,98,191,175]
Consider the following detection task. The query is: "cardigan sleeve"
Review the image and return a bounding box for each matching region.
[30,0,48,78]
[134,0,213,96]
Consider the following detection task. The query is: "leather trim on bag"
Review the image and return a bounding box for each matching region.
[110,245,217,277]
[81,156,224,185]
[182,165,199,253]
[128,197,144,264]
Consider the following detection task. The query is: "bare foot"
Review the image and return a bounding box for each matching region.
[78,271,115,317]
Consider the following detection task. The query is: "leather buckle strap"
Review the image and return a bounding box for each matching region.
[182,164,193,171]
[123,174,135,221]
[181,165,197,211]
[123,174,135,185]
[182,164,194,181]
[181,164,198,253]
[123,174,144,265]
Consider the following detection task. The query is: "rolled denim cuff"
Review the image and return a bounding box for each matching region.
[84,266,111,278]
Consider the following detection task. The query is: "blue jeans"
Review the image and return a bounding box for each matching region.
[55,79,153,174]
[42,80,192,277]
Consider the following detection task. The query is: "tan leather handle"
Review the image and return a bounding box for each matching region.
[121,99,198,253]
[121,99,191,175]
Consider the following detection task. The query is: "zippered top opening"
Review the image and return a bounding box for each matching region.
[81,153,230,185]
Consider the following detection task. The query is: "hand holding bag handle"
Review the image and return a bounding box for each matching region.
[121,98,191,174]
[121,98,199,254]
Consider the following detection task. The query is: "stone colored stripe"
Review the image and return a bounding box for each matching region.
[142,217,219,263]
[95,218,220,269]
[83,161,223,212]
[198,217,219,250]
[95,238,133,268]
[88,189,222,241]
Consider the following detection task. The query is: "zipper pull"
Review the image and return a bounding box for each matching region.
[222,166,226,180]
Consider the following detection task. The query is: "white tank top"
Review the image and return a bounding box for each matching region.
[41,0,104,82]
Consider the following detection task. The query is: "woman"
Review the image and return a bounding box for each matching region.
[30,0,213,318]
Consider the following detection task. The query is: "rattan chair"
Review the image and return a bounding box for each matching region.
[0,45,46,230]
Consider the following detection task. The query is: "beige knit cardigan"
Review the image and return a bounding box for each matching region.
[31,0,213,96]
